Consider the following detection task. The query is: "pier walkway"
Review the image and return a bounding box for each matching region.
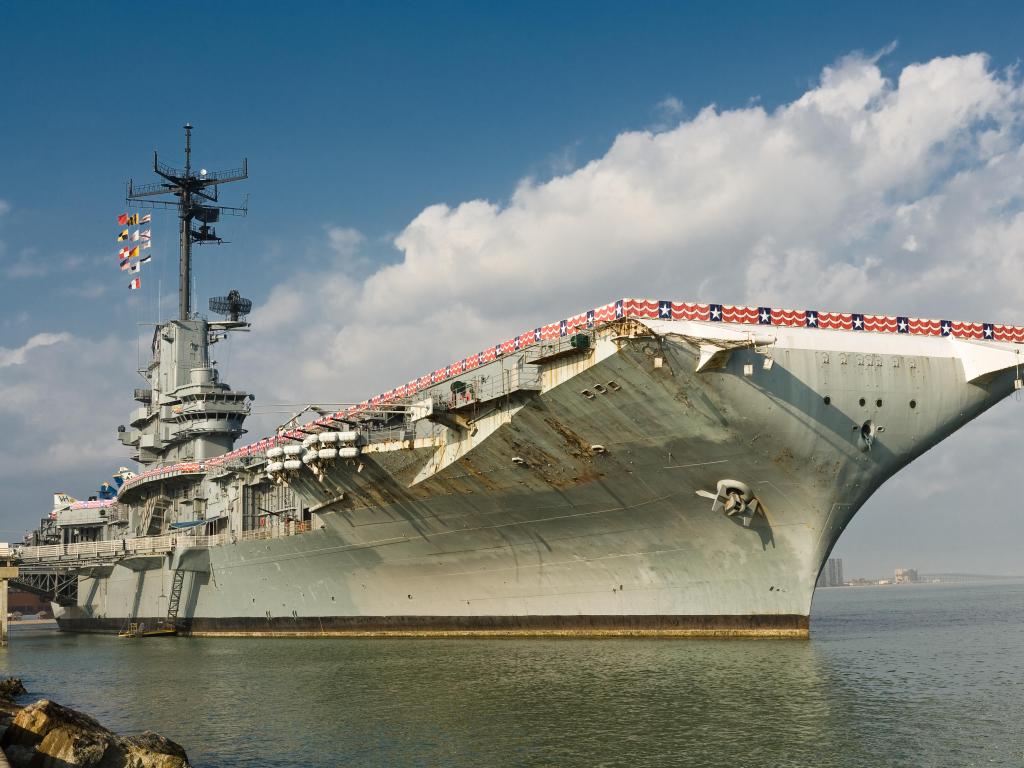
[9,524,312,606]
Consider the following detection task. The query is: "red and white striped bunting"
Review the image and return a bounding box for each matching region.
[128,297,1024,481]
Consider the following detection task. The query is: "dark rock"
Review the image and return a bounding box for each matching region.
[5,742,36,768]
[0,678,27,699]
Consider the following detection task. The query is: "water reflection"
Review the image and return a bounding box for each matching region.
[2,583,1023,767]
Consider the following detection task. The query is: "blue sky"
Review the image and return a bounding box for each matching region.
[2,2,1024,575]
[3,0,1022,343]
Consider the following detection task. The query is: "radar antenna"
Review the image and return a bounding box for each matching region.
[209,290,253,322]
[125,123,248,321]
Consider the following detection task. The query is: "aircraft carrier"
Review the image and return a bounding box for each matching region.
[15,127,1024,637]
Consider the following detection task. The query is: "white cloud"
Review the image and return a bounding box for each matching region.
[649,96,685,132]
[656,95,683,116]
[0,199,9,216]
[0,332,71,367]
[0,332,131,480]
[241,52,1024,413]
[325,226,365,263]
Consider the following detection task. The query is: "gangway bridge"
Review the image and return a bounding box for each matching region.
[10,536,178,607]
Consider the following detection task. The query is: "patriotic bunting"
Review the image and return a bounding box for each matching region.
[117,287,1024,486]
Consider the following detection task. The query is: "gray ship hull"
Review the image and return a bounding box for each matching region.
[50,318,1019,637]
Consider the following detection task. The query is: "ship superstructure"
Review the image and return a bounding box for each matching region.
[120,317,251,468]
[13,130,1024,637]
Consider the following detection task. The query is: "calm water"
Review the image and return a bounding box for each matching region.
[2,582,1023,767]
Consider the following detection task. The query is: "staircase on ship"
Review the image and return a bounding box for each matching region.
[118,567,184,639]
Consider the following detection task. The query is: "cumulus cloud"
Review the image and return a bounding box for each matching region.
[238,52,1024,412]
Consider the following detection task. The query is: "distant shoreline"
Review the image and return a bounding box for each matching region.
[820,578,1024,588]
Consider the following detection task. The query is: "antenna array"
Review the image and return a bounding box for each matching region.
[126,124,248,321]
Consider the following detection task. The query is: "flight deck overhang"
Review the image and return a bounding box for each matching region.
[950,337,1024,383]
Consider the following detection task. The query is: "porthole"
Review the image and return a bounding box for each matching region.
[859,397,866,407]
[909,399,917,409]
[876,399,883,408]
[823,396,831,405]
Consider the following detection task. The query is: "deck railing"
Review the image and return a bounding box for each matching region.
[16,520,314,564]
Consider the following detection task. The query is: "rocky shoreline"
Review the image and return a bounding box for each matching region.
[0,678,191,768]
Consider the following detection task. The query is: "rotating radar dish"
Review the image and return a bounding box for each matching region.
[209,289,253,322]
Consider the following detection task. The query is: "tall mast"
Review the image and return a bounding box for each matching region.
[180,123,192,320]
[126,124,248,321]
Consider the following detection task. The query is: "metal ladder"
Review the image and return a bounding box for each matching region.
[140,497,169,537]
[165,568,185,628]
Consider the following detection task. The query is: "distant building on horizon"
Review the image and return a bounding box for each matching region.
[894,568,919,584]
[816,558,844,587]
